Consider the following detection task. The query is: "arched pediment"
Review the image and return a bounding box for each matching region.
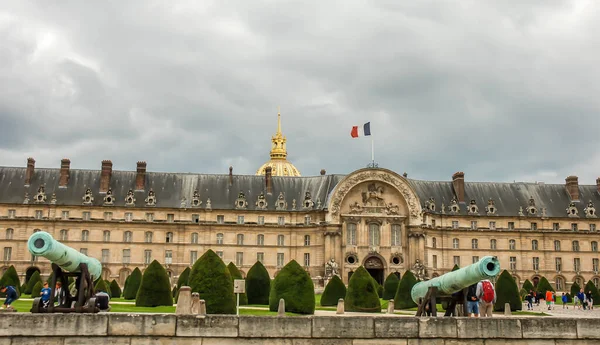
[326,168,422,225]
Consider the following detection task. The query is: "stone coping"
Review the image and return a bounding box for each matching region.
[0,314,594,340]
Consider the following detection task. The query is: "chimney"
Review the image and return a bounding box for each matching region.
[59,159,70,187]
[25,157,35,185]
[597,177,600,194]
[565,175,579,201]
[452,172,465,203]
[100,160,113,193]
[265,167,273,194]
[136,161,147,191]
[320,169,326,176]
[229,166,233,186]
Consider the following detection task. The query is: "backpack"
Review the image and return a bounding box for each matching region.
[481,281,495,303]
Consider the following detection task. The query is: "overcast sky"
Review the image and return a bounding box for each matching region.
[1,1,599,184]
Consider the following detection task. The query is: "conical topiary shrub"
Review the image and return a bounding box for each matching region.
[451,264,460,271]
[394,270,418,309]
[123,267,142,300]
[345,266,381,313]
[188,250,235,314]
[584,280,600,304]
[31,281,43,298]
[0,265,20,297]
[570,282,581,298]
[177,267,191,288]
[110,280,122,298]
[536,276,554,298]
[383,273,400,300]
[522,279,534,292]
[269,260,315,314]
[246,261,270,305]
[320,275,346,306]
[94,279,111,298]
[136,260,173,307]
[25,271,41,294]
[493,270,521,311]
[173,286,178,298]
[227,262,248,305]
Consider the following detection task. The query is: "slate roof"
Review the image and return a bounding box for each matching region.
[0,166,598,218]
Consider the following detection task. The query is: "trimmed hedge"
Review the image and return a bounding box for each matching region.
[110,279,122,298]
[382,273,400,300]
[25,271,41,294]
[584,280,600,304]
[522,279,534,292]
[94,279,111,298]
[31,281,43,299]
[320,275,346,306]
[136,260,173,307]
[177,267,191,288]
[227,262,248,305]
[188,250,236,314]
[269,260,315,314]
[0,266,20,297]
[123,267,142,300]
[493,270,522,311]
[571,282,581,298]
[345,266,381,313]
[246,261,271,305]
[394,270,418,309]
[536,276,554,298]
[451,264,460,272]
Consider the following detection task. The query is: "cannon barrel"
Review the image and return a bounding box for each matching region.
[411,256,500,304]
[27,231,102,281]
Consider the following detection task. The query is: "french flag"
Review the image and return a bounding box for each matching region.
[350,122,371,138]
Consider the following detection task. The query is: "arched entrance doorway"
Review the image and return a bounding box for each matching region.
[364,256,385,285]
[25,267,41,283]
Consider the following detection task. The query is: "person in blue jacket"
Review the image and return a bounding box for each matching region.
[0,285,18,309]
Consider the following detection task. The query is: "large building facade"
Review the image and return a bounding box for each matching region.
[1,114,599,292]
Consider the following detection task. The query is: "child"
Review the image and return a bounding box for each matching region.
[562,292,568,309]
[40,282,51,308]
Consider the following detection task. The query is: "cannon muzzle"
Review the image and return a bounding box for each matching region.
[28,231,102,280]
[410,255,500,304]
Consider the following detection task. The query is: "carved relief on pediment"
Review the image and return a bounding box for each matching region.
[346,182,402,215]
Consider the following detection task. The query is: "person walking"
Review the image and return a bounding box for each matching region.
[476,279,496,317]
[577,289,586,310]
[545,289,553,310]
[466,283,480,317]
[561,293,568,309]
[525,290,534,310]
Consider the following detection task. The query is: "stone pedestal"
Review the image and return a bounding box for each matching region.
[504,303,512,316]
[278,299,285,316]
[336,298,344,314]
[387,300,394,314]
[175,286,192,315]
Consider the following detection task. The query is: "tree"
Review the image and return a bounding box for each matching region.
[493,270,522,312]
[571,282,582,299]
[227,262,248,305]
[31,281,43,299]
[0,266,20,297]
[536,276,554,298]
[176,267,191,288]
[110,280,122,298]
[394,270,418,309]
[246,261,271,305]
[122,267,142,300]
[345,266,381,313]
[451,264,460,271]
[25,271,41,294]
[522,279,534,292]
[269,260,315,314]
[370,276,383,298]
[584,280,600,305]
[136,260,173,307]
[188,250,236,314]
[320,275,346,306]
[94,279,111,298]
[382,273,400,300]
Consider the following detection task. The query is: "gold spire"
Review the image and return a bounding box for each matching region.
[270,107,287,160]
[256,107,301,176]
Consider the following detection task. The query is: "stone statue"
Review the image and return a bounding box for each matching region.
[411,259,428,281]
[325,258,339,278]
[190,292,200,315]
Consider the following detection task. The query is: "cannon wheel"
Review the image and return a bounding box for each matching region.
[31,297,43,313]
[87,297,97,313]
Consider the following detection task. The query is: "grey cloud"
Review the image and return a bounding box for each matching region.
[0,0,599,185]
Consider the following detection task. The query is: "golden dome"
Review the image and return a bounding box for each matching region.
[255,107,301,177]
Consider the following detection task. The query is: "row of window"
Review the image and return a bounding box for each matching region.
[433,238,598,252]
[5,228,312,246]
[9,209,311,225]
[443,220,597,232]
[432,254,600,274]
[2,247,311,268]
[346,223,402,246]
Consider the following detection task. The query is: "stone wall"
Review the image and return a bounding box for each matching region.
[0,314,597,344]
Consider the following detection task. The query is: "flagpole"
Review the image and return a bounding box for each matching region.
[371,137,374,166]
